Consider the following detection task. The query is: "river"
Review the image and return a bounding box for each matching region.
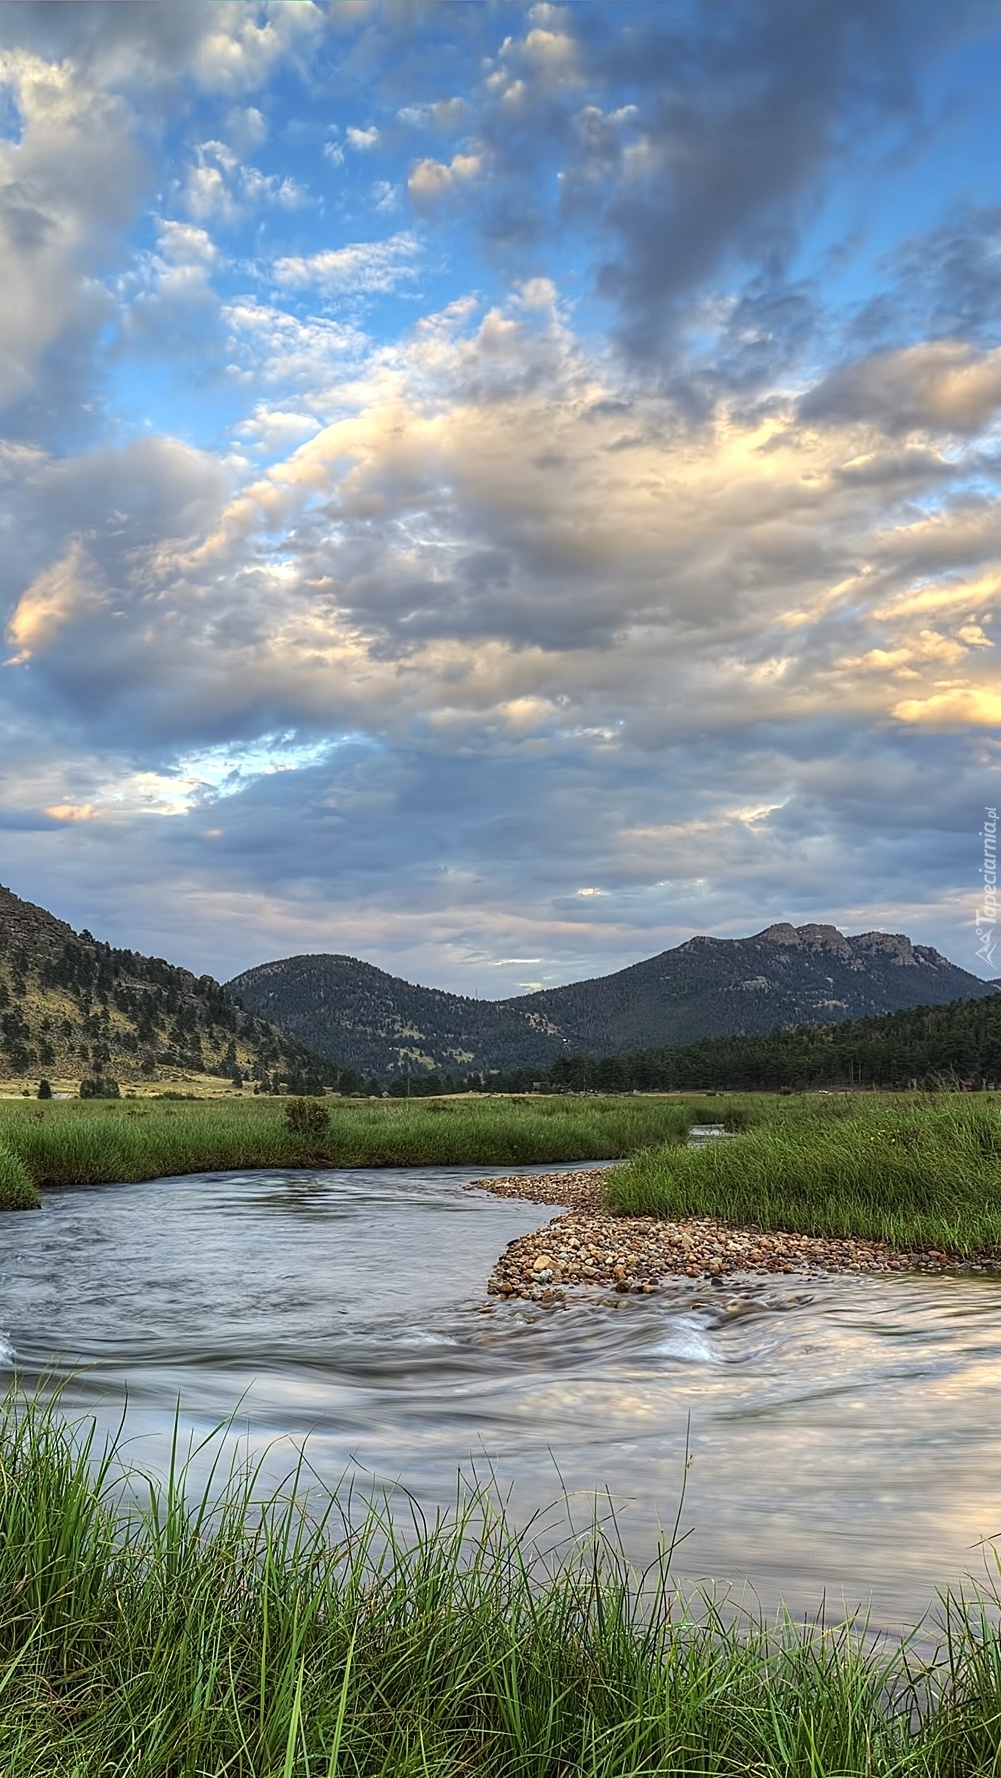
[2,1162,1001,1629]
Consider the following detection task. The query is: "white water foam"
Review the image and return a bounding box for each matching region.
[0,1330,15,1367]
[652,1313,727,1364]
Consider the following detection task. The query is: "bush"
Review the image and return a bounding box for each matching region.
[79,1077,121,1100]
[283,1095,330,1139]
[0,1143,40,1210]
[37,1079,52,1100]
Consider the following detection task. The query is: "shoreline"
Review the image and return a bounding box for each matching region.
[472,1167,1001,1302]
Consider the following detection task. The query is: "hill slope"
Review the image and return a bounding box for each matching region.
[0,884,329,1090]
[227,923,997,1079]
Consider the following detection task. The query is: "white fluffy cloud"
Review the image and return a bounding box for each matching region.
[272,233,421,296]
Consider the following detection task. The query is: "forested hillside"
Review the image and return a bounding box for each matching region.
[0,884,329,1090]
[225,953,569,1079]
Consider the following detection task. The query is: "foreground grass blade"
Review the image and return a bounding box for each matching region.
[3,1386,1001,1775]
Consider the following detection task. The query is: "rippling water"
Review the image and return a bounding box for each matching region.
[3,1163,1001,1626]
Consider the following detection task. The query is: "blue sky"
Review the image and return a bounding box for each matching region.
[2,0,1001,993]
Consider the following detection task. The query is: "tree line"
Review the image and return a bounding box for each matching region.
[468,991,1001,1094]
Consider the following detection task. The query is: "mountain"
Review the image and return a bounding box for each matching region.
[224,954,568,1080]
[0,883,329,1090]
[226,923,997,1080]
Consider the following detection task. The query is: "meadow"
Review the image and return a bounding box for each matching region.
[0,1388,998,1777]
[0,1092,694,1210]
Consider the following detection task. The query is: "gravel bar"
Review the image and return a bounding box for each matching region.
[470,1167,1001,1304]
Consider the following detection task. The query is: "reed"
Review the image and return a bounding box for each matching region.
[0,1095,693,1198]
[611,1095,1001,1255]
[3,1387,1000,1776]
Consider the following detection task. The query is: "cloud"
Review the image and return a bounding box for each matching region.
[0,45,146,428]
[6,540,108,663]
[222,299,366,392]
[398,97,470,133]
[1,1,999,994]
[600,0,957,365]
[8,290,1000,788]
[893,688,1001,728]
[0,431,229,714]
[182,139,308,225]
[408,152,482,208]
[235,408,323,454]
[0,4,324,117]
[801,341,1001,434]
[190,3,324,96]
[442,0,959,371]
[272,232,421,295]
[45,802,101,823]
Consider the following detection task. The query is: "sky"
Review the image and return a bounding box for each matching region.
[2,0,1001,995]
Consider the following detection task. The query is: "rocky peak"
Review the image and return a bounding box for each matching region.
[795,924,853,958]
[755,923,802,946]
[849,931,917,967]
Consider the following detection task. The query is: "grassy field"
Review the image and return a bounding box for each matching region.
[0,1093,694,1209]
[611,1093,1001,1256]
[0,1388,998,1777]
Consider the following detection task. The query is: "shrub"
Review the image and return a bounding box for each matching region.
[79,1077,121,1100]
[283,1095,330,1139]
[37,1079,52,1100]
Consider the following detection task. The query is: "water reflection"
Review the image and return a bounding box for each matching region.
[2,1163,1001,1626]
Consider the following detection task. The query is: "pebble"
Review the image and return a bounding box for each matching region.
[469,1168,1001,1303]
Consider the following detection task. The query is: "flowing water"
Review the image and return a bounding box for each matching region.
[3,1163,1001,1627]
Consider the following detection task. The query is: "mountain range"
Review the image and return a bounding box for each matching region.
[226,923,997,1080]
[3,877,994,1091]
[0,883,326,1090]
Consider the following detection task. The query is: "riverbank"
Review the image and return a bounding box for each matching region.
[476,1167,1001,1300]
[4,1387,1001,1777]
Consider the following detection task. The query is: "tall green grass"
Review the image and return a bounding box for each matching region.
[3,1387,1001,1775]
[611,1096,1001,1255]
[0,1141,38,1209]
[0,1095,692,1199]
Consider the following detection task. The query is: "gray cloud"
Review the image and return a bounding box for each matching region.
[800,341,1001,435]
[856,204,1001,352]
[3,705,991,996]
[594,0,950,366]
